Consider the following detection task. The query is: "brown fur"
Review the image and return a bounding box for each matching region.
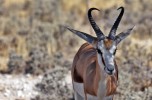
[104,39,113,50]
[72,43,118,98]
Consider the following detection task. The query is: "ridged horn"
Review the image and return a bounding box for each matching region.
[88,8,105,40]
[108,7,124,40]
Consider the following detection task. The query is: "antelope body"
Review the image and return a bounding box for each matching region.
[66,7,134,100]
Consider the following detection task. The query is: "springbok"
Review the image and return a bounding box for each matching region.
[65,7,134,100]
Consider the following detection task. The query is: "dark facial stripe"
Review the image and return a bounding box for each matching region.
[113,49,117,55]
[101,56,106,67]
[97,49,106,67]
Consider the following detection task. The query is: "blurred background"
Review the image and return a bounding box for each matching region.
[0,0,151,100]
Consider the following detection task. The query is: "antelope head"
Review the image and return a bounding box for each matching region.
[66,7,134,75]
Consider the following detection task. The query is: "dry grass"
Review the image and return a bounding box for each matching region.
[0,0,151,71]
[3,0,26,7]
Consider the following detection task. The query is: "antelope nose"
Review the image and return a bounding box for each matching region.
[107,66,114,73]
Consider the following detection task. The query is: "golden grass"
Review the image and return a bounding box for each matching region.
[0,57,8,72]
[15,36,28,58]
[4,0,26,7]
[62,0,124,12]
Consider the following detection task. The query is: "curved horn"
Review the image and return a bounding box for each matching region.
[108,7,124,40]
[88,8,104,40]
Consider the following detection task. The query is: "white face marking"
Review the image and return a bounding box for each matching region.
[109,45,116,54]
[97,40,116,75]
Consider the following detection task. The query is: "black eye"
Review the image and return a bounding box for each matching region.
[97,49,102,54]
[113,49,117,55]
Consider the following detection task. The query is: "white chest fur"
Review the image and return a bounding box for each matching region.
[97,76,107,100]
[73,81,112,100]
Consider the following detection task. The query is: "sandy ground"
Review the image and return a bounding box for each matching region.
[0,66,151,100]
[0,74,42,100]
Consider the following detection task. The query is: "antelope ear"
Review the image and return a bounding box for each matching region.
[115,26,134,45]
[65,26,97,47]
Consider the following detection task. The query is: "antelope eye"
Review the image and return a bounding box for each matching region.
[97,49,102,54]
[113,49,117,55]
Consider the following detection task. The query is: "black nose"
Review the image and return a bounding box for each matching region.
[107,66,114,73]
